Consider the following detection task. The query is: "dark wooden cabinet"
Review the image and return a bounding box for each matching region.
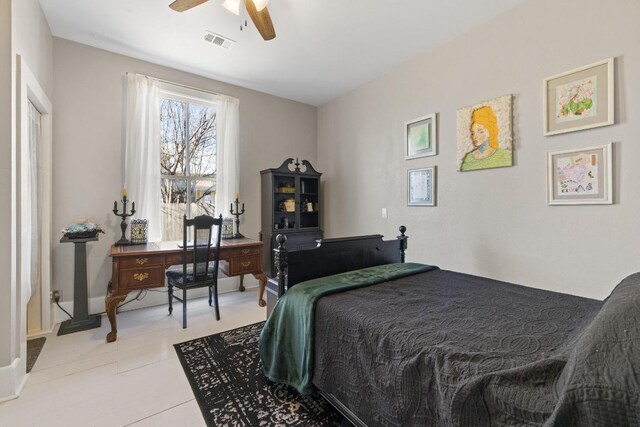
[260,158,323,277]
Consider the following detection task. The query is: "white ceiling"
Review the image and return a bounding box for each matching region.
[39,0,525,106]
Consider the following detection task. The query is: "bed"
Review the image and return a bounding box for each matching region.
[259,227,640,426]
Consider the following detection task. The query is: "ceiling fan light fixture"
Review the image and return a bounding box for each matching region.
[251,0,269,12]
[222,0,240,15]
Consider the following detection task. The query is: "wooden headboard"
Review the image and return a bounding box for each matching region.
[271,226,408,297]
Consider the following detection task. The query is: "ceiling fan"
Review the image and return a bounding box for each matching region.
[169,0,276,41]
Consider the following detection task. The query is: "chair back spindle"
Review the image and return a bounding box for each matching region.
[169,214,223,328]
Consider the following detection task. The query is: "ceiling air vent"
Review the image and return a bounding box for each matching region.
[203,31,236,51]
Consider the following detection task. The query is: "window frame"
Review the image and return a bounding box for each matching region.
[159,84,218,240]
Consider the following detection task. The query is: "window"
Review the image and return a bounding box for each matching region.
[160,94,216,241]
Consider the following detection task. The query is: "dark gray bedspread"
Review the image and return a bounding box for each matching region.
[313,269,640,426]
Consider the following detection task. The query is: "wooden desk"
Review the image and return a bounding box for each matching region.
[106,238,267,342]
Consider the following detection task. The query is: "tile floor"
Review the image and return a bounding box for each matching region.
[0,289,265,427]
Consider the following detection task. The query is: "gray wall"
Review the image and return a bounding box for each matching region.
[52,38,317,308]
[13,0,53,95]
[317,0,640,300]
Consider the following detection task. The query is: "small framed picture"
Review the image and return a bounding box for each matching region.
[405,113,437,159]
[547,143,612,205]
[543,58,614,136]
[408,167,436,206]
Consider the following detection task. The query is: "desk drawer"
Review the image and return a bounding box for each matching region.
[165,254,184,267]
[119,266,164,290]
[119,255,163,269]
[225,246,261,258]
[224,255,261,275]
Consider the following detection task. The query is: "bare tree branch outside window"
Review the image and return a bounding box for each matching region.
[160,98,217,241]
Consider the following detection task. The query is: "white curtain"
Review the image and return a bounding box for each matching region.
[214,96,240,218]
[124,75,162,242]
[25,102,42,299]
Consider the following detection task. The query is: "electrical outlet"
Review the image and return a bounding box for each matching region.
[381,208,388,219]
[51,290,62,303]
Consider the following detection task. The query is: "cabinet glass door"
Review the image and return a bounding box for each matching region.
[273,175,296,230]
[299,177,319,228]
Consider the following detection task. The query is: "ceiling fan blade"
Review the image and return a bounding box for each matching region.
[169,0,209,12]
[244,0,276,41]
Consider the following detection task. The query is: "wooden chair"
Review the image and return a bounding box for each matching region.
[166,214,223,328]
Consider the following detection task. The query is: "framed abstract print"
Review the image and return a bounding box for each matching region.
[547,143,612,205]
[405,113,437,159]
[543,58,614,136]
[408,167,436,206]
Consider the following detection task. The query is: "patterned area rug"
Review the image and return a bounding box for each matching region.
[27,337,46,373]
[174,322,345,426]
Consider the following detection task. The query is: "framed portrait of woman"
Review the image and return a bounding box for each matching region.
[456,95,513,172]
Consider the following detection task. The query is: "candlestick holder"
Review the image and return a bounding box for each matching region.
[113,195,136,246]
[230,197,245,238]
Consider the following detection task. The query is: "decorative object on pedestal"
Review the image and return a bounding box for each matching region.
[222,217,234,239]
[130,219,149,244]
[61,222,105,239]
[113,189,136,246]
[230,195,245,238]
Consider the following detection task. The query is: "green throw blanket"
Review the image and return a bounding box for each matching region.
[259,262,438,394]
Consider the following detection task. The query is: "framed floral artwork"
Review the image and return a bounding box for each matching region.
[547,143,613,205]
[543,58,614,136]
[405,113,437,159]
[408,167,436,206]
[456,94,513,172]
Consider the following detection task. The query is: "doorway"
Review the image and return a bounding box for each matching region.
[26,101,43,335]
[18,56,53,339]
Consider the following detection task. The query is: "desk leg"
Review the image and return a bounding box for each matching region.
[105,288,129,343]
[238,275,245,292]
[253,273,268,307]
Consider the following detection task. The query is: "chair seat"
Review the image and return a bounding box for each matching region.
[166,264,226,286]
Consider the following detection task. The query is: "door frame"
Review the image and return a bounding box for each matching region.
[18,55,53,337]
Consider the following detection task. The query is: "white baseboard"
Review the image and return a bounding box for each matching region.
[0,358,28,403]
[26,327,55,339]
[53,276,257,324]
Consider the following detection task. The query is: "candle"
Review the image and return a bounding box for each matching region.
[122,188,128,197]
[113,201,117,211]
[242,203,245,211]
[132,202,135,211]
[235,193,239,200]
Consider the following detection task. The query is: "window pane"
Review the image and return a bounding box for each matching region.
[191,179,216,217]
[188,103,216,177]
[161,99,187,177]
[161,179,187,241]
